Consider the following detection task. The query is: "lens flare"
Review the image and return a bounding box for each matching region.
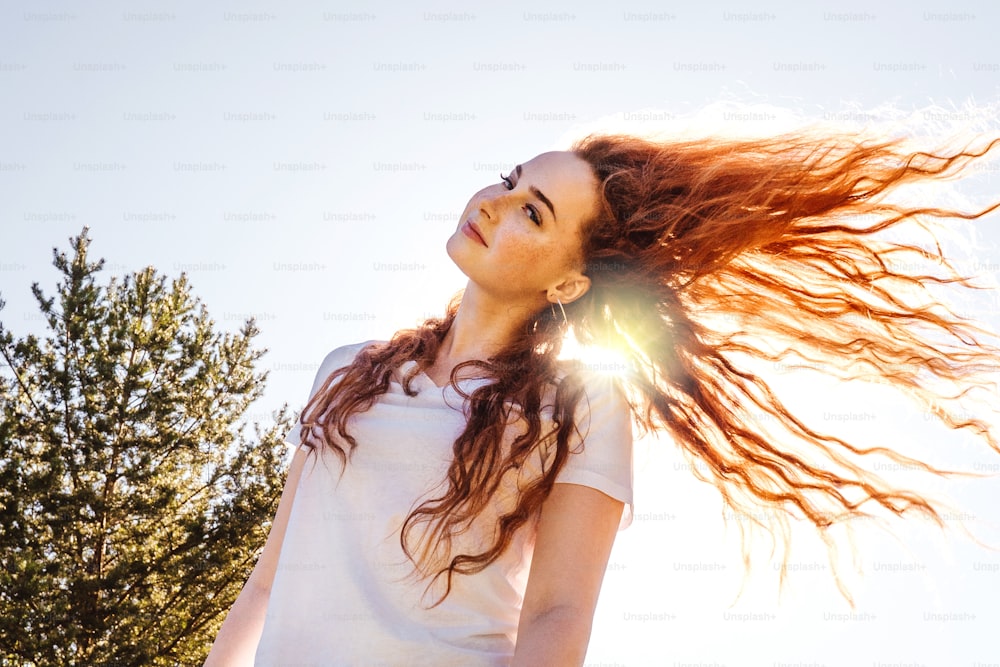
[559,326,632,377]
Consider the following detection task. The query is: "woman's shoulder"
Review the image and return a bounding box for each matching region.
[321,339,383,365]
[311,339,385,383]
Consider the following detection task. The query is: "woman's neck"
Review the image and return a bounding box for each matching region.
[424,283,540,383]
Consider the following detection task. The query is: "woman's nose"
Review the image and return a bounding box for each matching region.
[478,198,495,222]
[479,191,510,221]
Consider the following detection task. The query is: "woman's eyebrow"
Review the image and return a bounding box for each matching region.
[515,164,557,221]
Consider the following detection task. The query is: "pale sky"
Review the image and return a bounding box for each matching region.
[2,1,1000,664]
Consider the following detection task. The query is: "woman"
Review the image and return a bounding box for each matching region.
[207,129,1000,665]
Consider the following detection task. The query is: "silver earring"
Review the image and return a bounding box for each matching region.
[553,296,568,324]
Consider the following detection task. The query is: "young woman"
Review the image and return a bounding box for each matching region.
[206,129,1000,666]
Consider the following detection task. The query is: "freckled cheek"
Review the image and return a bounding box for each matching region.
[498,239,563,278]
[523,246,555,269]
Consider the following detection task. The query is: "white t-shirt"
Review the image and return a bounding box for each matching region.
[255,341,634,666]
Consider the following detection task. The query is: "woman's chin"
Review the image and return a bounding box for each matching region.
[444,238,475,276]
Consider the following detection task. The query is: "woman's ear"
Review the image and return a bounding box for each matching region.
[548,272,591,305]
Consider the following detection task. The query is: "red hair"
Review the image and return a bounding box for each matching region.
[299,126,1000,605]
[571,129,1000,600]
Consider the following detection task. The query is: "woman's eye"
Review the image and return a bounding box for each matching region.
[499,173,542,226]
[525,205,541,225]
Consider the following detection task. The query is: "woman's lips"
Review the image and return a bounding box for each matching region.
[462,220,487,246]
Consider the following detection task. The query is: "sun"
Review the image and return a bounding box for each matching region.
[558,326,632,377]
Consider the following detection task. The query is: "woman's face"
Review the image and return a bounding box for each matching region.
[447,150,601,308]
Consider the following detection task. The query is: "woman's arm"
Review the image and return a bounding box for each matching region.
[203,445,310,667]
[511,482,624,667]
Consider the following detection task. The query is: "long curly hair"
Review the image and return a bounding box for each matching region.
[298,126,1000,605]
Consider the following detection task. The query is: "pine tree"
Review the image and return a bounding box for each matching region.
[0,229,293,665]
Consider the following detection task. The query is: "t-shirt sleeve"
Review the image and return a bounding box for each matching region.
[283,340,377,449]
[553,372,635,531]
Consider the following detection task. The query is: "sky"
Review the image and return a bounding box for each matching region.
[2,1,1000,664]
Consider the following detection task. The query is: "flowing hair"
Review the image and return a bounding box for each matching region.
[298,125,1000,605]
[570,129,1000,600]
